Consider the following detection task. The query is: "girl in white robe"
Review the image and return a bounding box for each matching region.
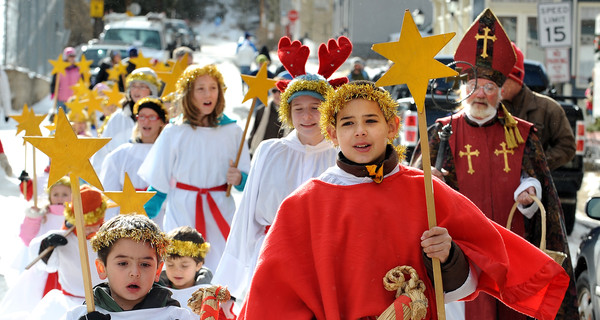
[100,97,168,227]
[212,35,353,305]
[138,64,250,271]
[92,68,162,171]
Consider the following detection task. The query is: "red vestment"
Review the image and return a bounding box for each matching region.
[238,166,568,319]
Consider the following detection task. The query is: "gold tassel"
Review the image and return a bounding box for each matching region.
[500,104,524,149]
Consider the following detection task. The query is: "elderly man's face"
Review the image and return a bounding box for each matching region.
[463,78,501,120]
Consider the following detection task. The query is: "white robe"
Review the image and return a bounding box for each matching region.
[212,131,336,300]
[169,284,210,319]
[92,107,135,171]
[100,142,165,227]
[63,305,197,320]
[28,230,103,320]
[138,120,250,270]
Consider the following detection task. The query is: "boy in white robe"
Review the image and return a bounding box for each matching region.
[64,214,196,320]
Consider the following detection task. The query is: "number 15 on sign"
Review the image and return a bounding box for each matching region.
[538,2,572,48]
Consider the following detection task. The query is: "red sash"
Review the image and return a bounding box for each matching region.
[175,182,230,240]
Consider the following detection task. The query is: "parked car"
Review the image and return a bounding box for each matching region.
[574,196,600,319]
[393,55,585,235]
[100,12,169,62]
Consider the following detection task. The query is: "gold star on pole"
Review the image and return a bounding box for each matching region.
[103,173,155,216]
[129,51,153,69]
[49,54,70,76]
[24,108,110,190]
[80,89,105,114]
[71,79,91,100]
[104,84,125,107]
[10,104,47,138]
[156,56,186,98]
[76,55,94,76]
[372,10,457,112]
[107,64,124,82]
[65,99,87,120]
[241,64,277,105]
[44,116,57,133]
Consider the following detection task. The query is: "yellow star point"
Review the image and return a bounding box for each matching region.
[76,55,94,77]
[241,64,277,105]
[372,10,457,112]
[49,54,71,76]
[129,52,153,69]
[24,108,110,190]
[157,56,186,98]
[10,104,47,138]
[81,90,105,114]
[104,84,125,107]
[103,173,155,216]
[107,65,124,82]
[71,79,91,100]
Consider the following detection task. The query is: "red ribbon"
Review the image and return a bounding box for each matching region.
[175,182,230,240]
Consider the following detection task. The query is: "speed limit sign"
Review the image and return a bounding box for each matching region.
[538,2,571,48]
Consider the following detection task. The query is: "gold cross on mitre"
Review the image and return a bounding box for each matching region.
[474,27,497,58]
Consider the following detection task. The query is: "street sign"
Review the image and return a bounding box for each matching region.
[90,0,104,18]
[538,2,571,48]
[288,9,299,22]
[545,47,570,83]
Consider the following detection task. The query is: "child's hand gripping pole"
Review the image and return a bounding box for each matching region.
[226,97,257,197]
[25,225,75,270]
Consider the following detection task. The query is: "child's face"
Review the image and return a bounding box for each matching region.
[165,256,202,289]
[129,83,151,103]
[191,75,219,117]
[291,95,323,146]
[136,108,164,143]
[72,121,88,135]
[327,98,398,164]
[95,238,163,311]
[49,185,71,205]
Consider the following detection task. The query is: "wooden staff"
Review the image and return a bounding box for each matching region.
[32,144,38,208]
[25,225,75,270]
[69,174,95,312]
[22,146,28,201]
[225,98,257,197]
[417,109,445,319]
[52,77,60,115]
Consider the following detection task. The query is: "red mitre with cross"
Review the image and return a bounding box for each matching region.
[454,8,516,86]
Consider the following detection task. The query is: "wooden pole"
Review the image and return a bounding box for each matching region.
[25,226,75,270]
[417,110,445,319]
[53,77,60,115]
[69,175,95,312]
[225,98,257,197]
[32,144,38,208]
[23,146,28,201]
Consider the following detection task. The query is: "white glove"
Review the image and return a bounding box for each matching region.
[0,153,13,177]
[25,207,45,219]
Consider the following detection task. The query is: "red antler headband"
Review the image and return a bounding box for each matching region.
[276,36,353,92]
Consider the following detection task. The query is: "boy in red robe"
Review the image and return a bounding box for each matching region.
[238,80,569,319]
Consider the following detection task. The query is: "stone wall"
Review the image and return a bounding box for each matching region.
[4,67,50,112]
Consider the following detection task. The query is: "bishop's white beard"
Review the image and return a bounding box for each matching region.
[463,99,498,121]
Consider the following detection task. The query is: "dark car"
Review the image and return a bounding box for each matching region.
[574,196,600,319]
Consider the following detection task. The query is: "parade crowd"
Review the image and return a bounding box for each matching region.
[0,7,582,320]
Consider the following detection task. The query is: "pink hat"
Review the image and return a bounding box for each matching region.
[63,47,76,60]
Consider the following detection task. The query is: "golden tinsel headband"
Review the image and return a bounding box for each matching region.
[320,82,399,141]
[279,77,333,128]
[166,239,210,259]
[126,72,162,92]
[64,198,107,226]
[91,226,170,257]
[133,97,169,123]
[176,64,226,95]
